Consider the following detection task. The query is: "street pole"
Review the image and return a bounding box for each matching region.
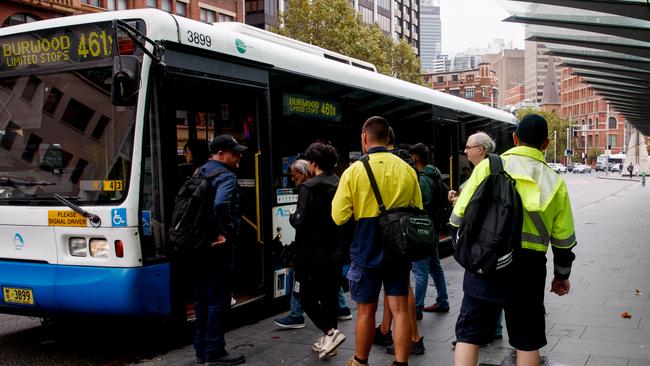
[584,125,588,165]
[554,129,557,163]
[566,127,570,166]
[606,103,609,176]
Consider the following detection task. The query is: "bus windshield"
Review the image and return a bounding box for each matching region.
[0,67,136,205]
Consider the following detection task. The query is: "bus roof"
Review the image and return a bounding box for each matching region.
[0,9,517,125]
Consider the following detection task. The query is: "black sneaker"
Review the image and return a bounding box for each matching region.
[337,307,353,320]
[373,325,393,346]
[206,351,246,366]
[387,337,425,355]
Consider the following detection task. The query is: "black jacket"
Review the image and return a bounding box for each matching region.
[290,172,344,267]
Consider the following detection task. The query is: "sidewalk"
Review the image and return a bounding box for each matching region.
[133,181,650,366]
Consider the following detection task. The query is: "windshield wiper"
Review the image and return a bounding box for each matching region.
[53,193,102,228]
[0,176,56,187]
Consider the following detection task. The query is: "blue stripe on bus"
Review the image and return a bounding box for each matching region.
[0,261,170,317]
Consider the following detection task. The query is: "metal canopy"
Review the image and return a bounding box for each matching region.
[496,0,650,135]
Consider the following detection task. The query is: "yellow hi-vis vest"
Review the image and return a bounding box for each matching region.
[450,146,576,256]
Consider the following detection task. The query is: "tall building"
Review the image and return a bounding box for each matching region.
[483,49,524,109]
[560,67,626,159]
[450,53,482,72]
[350,0,420,55]
[1,0,244,26]
[524,39,562,104]
[423,63,499,108]
[245,0,285,29]
[419,0,441,71]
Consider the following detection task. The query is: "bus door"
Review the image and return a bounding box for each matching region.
[141,54,270,315]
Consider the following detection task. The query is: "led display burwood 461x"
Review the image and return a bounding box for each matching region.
[0,26,113,71]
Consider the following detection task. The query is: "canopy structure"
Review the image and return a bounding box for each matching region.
[494,0,650,135]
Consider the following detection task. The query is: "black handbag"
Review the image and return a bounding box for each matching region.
[361,156,434,262]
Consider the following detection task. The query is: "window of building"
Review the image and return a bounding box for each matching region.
[482,87,488,97]
[61,98,94,133]
[451,74,459,82]
[378,14,390,32]
[146,0,156,7]
[449,89,460,97]
[588,118,593,130]
[608,134,617,148]
[176,1,187,16]
[464,88,475,99]
[359,6,373,24]
[107,0,127,10]
[219,13,235,22]
[81,0,101,6]
[436,76,444,83]
[466,75,474,82]
[21,76,41,102]
[160,0,172,12]
[378,0,391,10]
[43,87,63,115]
[246,0,263,12]
[608,117,617,129]
[200,8,216,23]
[2,13,39,27]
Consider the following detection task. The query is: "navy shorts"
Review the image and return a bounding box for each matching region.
[347,260,410,304]
[455,294,547,351]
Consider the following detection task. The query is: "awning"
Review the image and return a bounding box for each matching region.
[494,0,650,134]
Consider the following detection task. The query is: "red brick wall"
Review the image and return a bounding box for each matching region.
[0,2,67,26]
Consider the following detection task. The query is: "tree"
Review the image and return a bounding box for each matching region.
[272,0,422,84]
[516,108,572,164]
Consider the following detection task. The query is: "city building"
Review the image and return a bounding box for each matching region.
[524,39,562,104]
[245,0,285,29]
[503,83,525,108]
[1,0,244,28]
[423,63,499,108]
[483,49,524,108]
[419,0,441,71]
[560,67,626,159]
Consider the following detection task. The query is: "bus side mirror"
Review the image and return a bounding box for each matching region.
[111,56,140,106]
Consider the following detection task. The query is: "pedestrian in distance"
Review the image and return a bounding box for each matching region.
[190,135,247,366]
[451,114,577,366]
[290,142,347,360]
[641,171,646,187]
[332,116,422,366]
[409,143,450,319]
[628,162,634,179]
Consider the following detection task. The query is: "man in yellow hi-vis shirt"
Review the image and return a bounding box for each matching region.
[451,114,577,366]
[332,116,422,366]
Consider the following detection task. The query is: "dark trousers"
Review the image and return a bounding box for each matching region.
[190,247,231,362]
[298,263,341,333]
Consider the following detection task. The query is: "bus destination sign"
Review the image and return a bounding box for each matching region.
[0,22,114,73]
[282,93,341,122]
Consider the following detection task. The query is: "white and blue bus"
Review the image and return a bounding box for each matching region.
[0,9,516,320]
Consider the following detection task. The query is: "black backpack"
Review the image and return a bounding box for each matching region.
[167,169,226,253]
[453,154,522,275]
[429,173,452,233]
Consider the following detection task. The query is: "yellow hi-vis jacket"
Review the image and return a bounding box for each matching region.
[449,146,576,279]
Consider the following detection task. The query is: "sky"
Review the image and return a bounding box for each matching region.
[439,0,525,56]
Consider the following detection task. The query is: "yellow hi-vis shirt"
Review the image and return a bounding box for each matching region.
[332,148,422,267]
[450,146,576,278]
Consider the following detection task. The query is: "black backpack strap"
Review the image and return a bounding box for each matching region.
[193,168,228,179]
[487,153,503,175]
[360,155,386,213]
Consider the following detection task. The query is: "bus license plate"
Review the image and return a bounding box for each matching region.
[3,287,34,305]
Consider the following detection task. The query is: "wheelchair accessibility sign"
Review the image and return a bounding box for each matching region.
[111,208,127,227]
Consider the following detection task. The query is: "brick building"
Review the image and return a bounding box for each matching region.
[1,0,244,28]
[560,67,626,158]
[423,63,499,108]
[503,83,525,107]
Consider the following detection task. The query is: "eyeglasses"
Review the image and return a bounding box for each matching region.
[465,145,481,150]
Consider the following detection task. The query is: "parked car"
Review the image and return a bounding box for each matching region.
[608,163,621,172]
[567,163,578,172]
[548,163,567,173]
[595,162,606,171]
[572,164,592,174]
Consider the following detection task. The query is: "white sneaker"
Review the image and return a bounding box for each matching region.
[312,336,324,352]
[318,329,345,359]
[231,297,236,306]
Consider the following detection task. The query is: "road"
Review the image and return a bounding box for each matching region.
[0,170,645,366]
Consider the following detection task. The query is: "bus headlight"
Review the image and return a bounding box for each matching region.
[69,237,87,257]
[89,239,109,258]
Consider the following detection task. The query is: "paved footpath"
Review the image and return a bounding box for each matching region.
[134,176,650,366]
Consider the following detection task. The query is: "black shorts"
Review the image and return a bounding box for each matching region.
[455,293,547,351]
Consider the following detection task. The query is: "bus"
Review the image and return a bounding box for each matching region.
[0,9,516,320]
[596,153,625,172]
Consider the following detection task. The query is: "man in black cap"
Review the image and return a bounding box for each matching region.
[451,114,577,366]
[190,135,247,365]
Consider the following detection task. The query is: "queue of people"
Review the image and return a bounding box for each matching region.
[177,112,576,366]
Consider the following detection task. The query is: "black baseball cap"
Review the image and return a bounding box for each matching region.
[209,135,247,154]
[516,114,548,146]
